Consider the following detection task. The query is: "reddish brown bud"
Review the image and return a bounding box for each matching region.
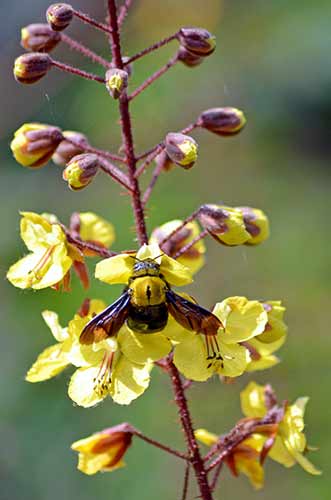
[177,27,216,56]
[63,153,99,190]
[198,107,246,136]
[165,133,198,169]
[52,131,89,166]
[105,68,128,99]
[21,24,61,53]
[14,52,52,84]
[236,206,270,245]
[46,3,73,31]
[177,46,204,68]
[197,204,251,246]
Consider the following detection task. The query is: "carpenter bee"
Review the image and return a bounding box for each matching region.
[80,256,222,359]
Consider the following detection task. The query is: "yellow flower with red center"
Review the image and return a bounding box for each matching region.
[240,382,321,475]
[71,424,132,475]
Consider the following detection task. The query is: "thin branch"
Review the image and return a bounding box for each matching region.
[61,33,111,68]
[99,158,134,190]
[172,229,209,259]
[181,462,191,500]
[135,144,164,178]
[158,209,201,249]
[136,143,162,162]
[132,429,189,461]
[124,33,178,65]
[128,54,178,101]
[72,8,113,34]
[118,0,133,28]
[210,462,223,491]
[142,159,164,206]
[51,59,105,83]
[66,137,127,165]
[66,233,117,258]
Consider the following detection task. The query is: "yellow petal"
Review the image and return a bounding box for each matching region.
[237,456,264,490]
[290,449,322,475]
[268,436,296,467]
[217,341,250,377]
[110,356,151,405]
[20,212,52,252]
[7,253,44,289]
[214,297,267,343]
[195,429,219,446]
[95,254,133,284]
[42,310,68,342]
[32,242,72,289]
[79,212,115,248]
[173,333,213,381]
[136,243,162,261]
[68,366,107,408]
[118,327,172,364]
[246,353,280,371]
[240,381,267,418]
[160,253,193,286]
[25,344,69,382]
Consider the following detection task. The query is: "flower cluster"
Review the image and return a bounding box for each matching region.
[8,1,320,496]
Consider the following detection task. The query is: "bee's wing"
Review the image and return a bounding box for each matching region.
[166,290,222,336]
[79,292,131,345]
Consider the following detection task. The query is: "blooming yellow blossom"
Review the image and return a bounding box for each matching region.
[244,300,287,371]
[71,424,132,475]
[173,296,268,381]
[195,428,265,489]
[79,212,115,248]
[240,382,321,475]
[7,212,75,290]
[150,219,205,274]
[95,242,193,287]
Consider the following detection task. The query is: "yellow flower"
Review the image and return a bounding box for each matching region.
[150,219,205,274]
[7,212,75,290]
[95,242,193,287]
[196,428,265,489]
[244,301,287,371]
[198,204,251,246]
[236,207,270,245]
[240,382,321,475]
[173,296,267,381]
[71,424,132,475]
[79,212,115,248]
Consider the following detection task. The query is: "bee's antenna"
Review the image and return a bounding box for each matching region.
[129,255,143,262]
[153,253,165,260]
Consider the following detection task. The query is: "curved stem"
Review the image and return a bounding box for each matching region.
[167,359,214,500]
[73,8,113,34]
[108,0,148,245]
[61,33,112,68]
[124,33,178,65]
[129,55,178,101]
[51,59,105,83]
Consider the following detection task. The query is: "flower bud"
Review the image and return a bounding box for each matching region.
[10,123,63,168]
[14,52,52,84]
[198,107,246,136]
[177,27,216,56]
[236,207,270,245]
[105,68,128,99]
[165,133,198,169]
[150,219,205,274]
[121,57,133,76]
[52,130,89,166]
[46,3,73,31]
[198,204,251,246]
[177,46,204,68]
[63,153,99,190]
[21,23,61,52]
[155,150,174,172]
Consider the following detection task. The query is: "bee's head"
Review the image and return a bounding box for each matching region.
[131,257,161,277]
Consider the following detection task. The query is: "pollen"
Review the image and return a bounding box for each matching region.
[93,352,114,397]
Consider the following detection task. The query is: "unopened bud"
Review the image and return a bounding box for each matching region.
[52,131,89,166]
[236,207,270,245]
[177,46,204,68]
[63,153,99,190]
[198,204,251,246]
[198,107,246,136]
[177,28,216,56]
[46,3,73,31]
[14,52,52,84]
[105,68,128,99]
[10,123,63,168]
[165,133,198,169]
[21,23,61,52]
[121,56,133,76]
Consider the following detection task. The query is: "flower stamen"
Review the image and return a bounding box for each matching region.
[27,245,56,283]
[205,336,223,369]
[93,352,114,397]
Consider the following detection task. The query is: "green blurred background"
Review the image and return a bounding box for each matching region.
[1,0,330,498]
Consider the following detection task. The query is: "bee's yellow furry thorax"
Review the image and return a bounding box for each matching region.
[130,276,166,307]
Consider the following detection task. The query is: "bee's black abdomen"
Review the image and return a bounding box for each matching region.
[127,303,168,333]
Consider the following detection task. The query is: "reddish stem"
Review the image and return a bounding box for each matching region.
[99,159,133,191]
[181,462,191,500]
[167,359,214,500]
[159,209,201,248]
[135,143,164,178]
[210,462,223,491]
[61,33,111,68]
[132,429,189,461]
[66,137,127,165]
[128,54,178,101]
[73,8,113,34]
[172,229,209,259]
[124,33,178,65]
[142,158,164,206]
[51,59,105,83]
[118,0,133,28]
[66,233,117,258]
[107,0,148,246]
